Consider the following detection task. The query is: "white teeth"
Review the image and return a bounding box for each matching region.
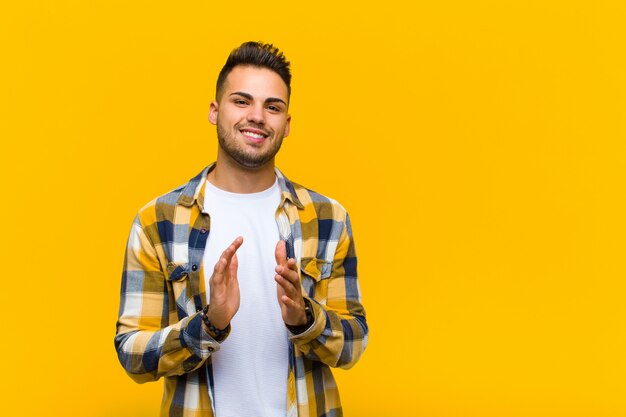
[242,131,265,139]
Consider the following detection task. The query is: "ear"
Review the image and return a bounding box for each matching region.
[208,101,219,125]
[284,114,291,138]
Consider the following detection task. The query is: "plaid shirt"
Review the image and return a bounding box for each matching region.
[115,164,368,417]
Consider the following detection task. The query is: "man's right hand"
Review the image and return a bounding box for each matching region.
[206,236,243,330]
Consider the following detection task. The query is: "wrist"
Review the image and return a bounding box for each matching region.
[202,305,230,342]
[286,298,314,335]
[205,308,228,331]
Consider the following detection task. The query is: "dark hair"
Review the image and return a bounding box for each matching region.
[216,41,291,101]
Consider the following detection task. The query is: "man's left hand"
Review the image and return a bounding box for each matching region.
[274,240,308,326]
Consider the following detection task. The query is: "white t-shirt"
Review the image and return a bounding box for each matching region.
[202,178,288,417]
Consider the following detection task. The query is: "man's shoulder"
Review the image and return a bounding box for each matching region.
[136,183,186,214]
[289,180,348,221]
[288,180,354,259]
[135,167,208,225]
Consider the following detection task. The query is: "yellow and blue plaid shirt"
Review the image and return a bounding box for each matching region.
[115,164,368,417]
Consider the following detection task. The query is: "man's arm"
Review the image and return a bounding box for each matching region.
[114,216,242,383]
[275,213,368,369]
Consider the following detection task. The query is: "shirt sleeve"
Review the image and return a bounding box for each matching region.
[114,215,220,383]
[289,213,368,369]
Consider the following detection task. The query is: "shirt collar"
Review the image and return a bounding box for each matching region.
[176,163,304,210]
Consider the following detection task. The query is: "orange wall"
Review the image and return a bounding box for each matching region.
[1,1,625,416]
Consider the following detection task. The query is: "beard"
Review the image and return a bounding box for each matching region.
[217,122,284,169]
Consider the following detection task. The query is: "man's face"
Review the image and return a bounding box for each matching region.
[209,65,291,170]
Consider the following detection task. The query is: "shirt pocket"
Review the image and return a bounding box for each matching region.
[166,262,189,282]
[300,257,333,301]
[166,262,192,318]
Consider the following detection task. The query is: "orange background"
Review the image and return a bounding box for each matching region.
[1,1,625,416]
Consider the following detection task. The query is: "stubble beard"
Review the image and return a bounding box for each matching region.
[217,122,284,169]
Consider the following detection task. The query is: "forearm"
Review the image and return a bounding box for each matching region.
[289,296,368,369]
[289,214,368,369]
[115,310,220,383]
[115,214,219,382]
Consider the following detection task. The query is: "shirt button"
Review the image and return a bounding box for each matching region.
[192,264,198,271]
[200,228,207,234]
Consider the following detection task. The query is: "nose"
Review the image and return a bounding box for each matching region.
[246,103,265,125]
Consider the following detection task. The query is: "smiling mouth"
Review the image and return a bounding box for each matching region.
[239,128,270,142]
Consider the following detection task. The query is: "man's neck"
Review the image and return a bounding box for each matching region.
[208,156,276,194]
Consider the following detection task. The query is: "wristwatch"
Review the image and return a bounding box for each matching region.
[201,305,230,342]
[286,298,314,335]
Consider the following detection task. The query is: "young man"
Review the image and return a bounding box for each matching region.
[115,42,368,417]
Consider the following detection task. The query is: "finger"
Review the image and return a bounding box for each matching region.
[276,272,287,298]
[280,295,304,311]
[228,253,239,281]
[275,264,300,287]
[286,258,297,271]
[213,236,243,279]
[275,273,301,296]
[231,235,244,250]
[225,236,244,259]
[221,236,244,267]
[212,257,228,283]
[274,240,287,266]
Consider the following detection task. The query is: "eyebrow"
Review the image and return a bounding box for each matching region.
[229,91,287,107]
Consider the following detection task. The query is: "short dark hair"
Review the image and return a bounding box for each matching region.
[216,41,291,101]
